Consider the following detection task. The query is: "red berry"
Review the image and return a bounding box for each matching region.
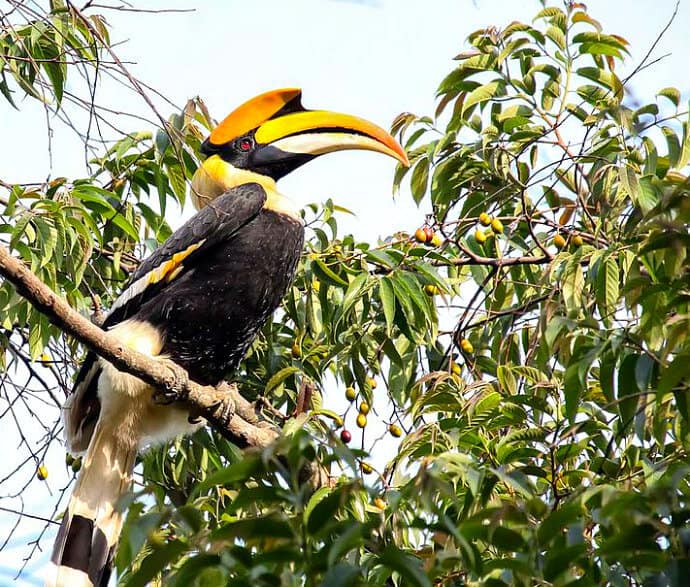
[340,429,352,443]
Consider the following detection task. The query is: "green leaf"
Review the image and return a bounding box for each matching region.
[305,485,350,536]
[572,11,602,32]
[538,502,583,545]
[596,256,619,319]
[312,258,348,286]
[462,80,506,116]
[327,523,365,568]
[577,67,623,100]
[658,352,690,394]
[194,455,263,492]
[319,564,361,587]
[410,156,429,205]
[618,353,640,427]
[377,545,431,587]
[123,540,187,587]
[657,86,681,107]
[379,276,396,335]
[662,126,681,169]
[165,161,187,206]
[265,366,300,394]
[210,514,295,542]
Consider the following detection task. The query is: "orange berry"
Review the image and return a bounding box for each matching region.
[490,218,504,233]
[374,497,386,510]
[474,229,487,244]
[414,228,427,243]
[389,424,402,438]
[572,235,584,247]
[553,234,566,249]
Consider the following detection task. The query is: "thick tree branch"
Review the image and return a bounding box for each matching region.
[0,243,278,450]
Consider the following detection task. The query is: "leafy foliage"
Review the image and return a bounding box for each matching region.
[2,2,690,585]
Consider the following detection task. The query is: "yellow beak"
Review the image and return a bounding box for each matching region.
[254,109,409,166]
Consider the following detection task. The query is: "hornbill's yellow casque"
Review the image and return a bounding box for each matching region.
[48,88,408,587]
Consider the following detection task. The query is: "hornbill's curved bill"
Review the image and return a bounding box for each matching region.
[190,87,408,208]
[48,88,408,587]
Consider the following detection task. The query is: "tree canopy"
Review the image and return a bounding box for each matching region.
[1,1,690,585]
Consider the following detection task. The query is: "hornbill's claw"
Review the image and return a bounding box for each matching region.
[211,381,236,428]
[152,359,189,405]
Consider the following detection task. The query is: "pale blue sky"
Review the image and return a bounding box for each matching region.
[0,1,688,584]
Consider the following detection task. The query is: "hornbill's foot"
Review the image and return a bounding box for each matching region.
[153,359,189,405]
[211,381,236,428]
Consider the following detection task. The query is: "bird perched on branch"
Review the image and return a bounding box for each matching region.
[48,88,408,587]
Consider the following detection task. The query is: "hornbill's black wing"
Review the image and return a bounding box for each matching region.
[105,183,267,326]
[64,183,267,452]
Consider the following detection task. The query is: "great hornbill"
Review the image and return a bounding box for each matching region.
[48,88,408,587]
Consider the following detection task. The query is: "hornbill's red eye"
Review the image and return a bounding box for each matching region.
[238,138,253,152]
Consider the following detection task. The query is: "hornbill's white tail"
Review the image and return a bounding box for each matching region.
[49,419,136,587]
[48,320,196,587]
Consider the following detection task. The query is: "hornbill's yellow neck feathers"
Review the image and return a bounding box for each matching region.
[191,88,408,210]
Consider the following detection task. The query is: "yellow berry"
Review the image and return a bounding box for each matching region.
[474,229,487,244]
[389,424,402,438]
[356,413,367,428]
[37,465,48,481]
[460,339,474,354]
[40,353,51,364]
[450,361,462,376]
[553,234,566,249]
[366,377,377,389]
[345,387,356,401]
[361,462,373,474]
[490,218,504,234]
[424,284,439,296]
[359,401,370,415]
[572,235,584,247]
[312,279,320,292]
[479,212,492,226]
[374,497,386,510]
[430,232,442,247]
